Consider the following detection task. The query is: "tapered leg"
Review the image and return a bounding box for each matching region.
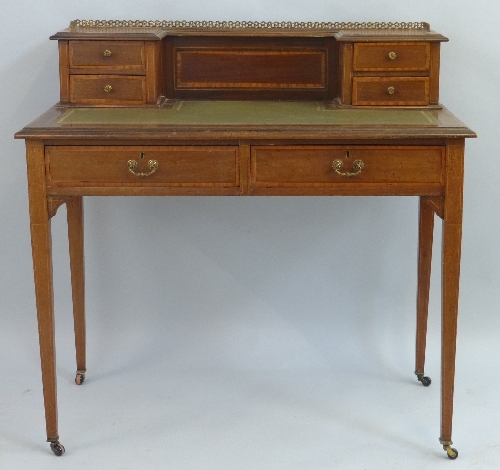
[439,140,464,460]
[67,196,86,385]
[26,141,63,454]
[415,198,435,386]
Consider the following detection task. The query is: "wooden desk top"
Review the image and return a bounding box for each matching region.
[16,102,475,141]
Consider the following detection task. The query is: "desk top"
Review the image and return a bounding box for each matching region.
[57,102,439,126]
[16,102,475,141]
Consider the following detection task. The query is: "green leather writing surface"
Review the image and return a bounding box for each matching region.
[57,101,438,126]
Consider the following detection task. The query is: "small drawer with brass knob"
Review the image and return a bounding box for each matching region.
[68,41,145,70]
[353,42,431,71]
[69,75,146,105]
[352,77,430,106]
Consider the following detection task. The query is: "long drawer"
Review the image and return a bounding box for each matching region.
[251,146,444,186]
[46,146,240,187]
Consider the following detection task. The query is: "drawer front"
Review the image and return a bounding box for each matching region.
[252,146,443,186]
[69,41,145,70]
[353,42,430,71]
[352,78,429,106]
[46,146,239,186]
[69,75,146,104]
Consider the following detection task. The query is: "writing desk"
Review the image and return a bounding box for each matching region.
[15,20,475,459]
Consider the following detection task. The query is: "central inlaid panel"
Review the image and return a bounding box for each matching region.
[169,36,334,100]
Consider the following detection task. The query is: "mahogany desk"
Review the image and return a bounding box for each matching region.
[15,20,476,459]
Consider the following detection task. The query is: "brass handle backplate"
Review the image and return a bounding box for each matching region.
[127,159,159,177]
[103,49,112,57]
[387,86,395,95]
[388,51,397,59]
[332,159,364,177]
[104,85,113,93]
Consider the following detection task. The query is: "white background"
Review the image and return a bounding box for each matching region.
[0,1,498,469]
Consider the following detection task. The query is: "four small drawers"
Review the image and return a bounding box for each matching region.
[62,38,438,107]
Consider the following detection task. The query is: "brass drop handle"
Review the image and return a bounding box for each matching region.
[127,157,159,177]
[103,49,112,57]
[332,159,364,177]
[387,86,395,95]
[104,85,113,93]
[388,51,397,60]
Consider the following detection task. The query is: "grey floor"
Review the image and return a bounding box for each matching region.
[1,197,499,469]
[1,323,498,469]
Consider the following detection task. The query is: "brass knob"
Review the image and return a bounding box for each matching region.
[387,86,395,95]
[388,51,397,60]
[104,85,113,93]
[103,50,112,57]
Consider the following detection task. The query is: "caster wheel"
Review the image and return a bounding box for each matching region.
[445,447,458,460]
[419,376,432,387]
[416,374,431,386]
[50,441,65,456]
[75,372,85,385]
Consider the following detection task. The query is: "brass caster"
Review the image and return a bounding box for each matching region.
[50,441,65,456]
[443,445,458,460]
[75,371,86,385]
[416,373,431,386]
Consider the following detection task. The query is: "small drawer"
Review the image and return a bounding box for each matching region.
[251,146,443,186]
[353,42,430,71]
[352,77,429,106]
[46,146,239,187]
[69,41,145,70]
[69,75,146,105]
